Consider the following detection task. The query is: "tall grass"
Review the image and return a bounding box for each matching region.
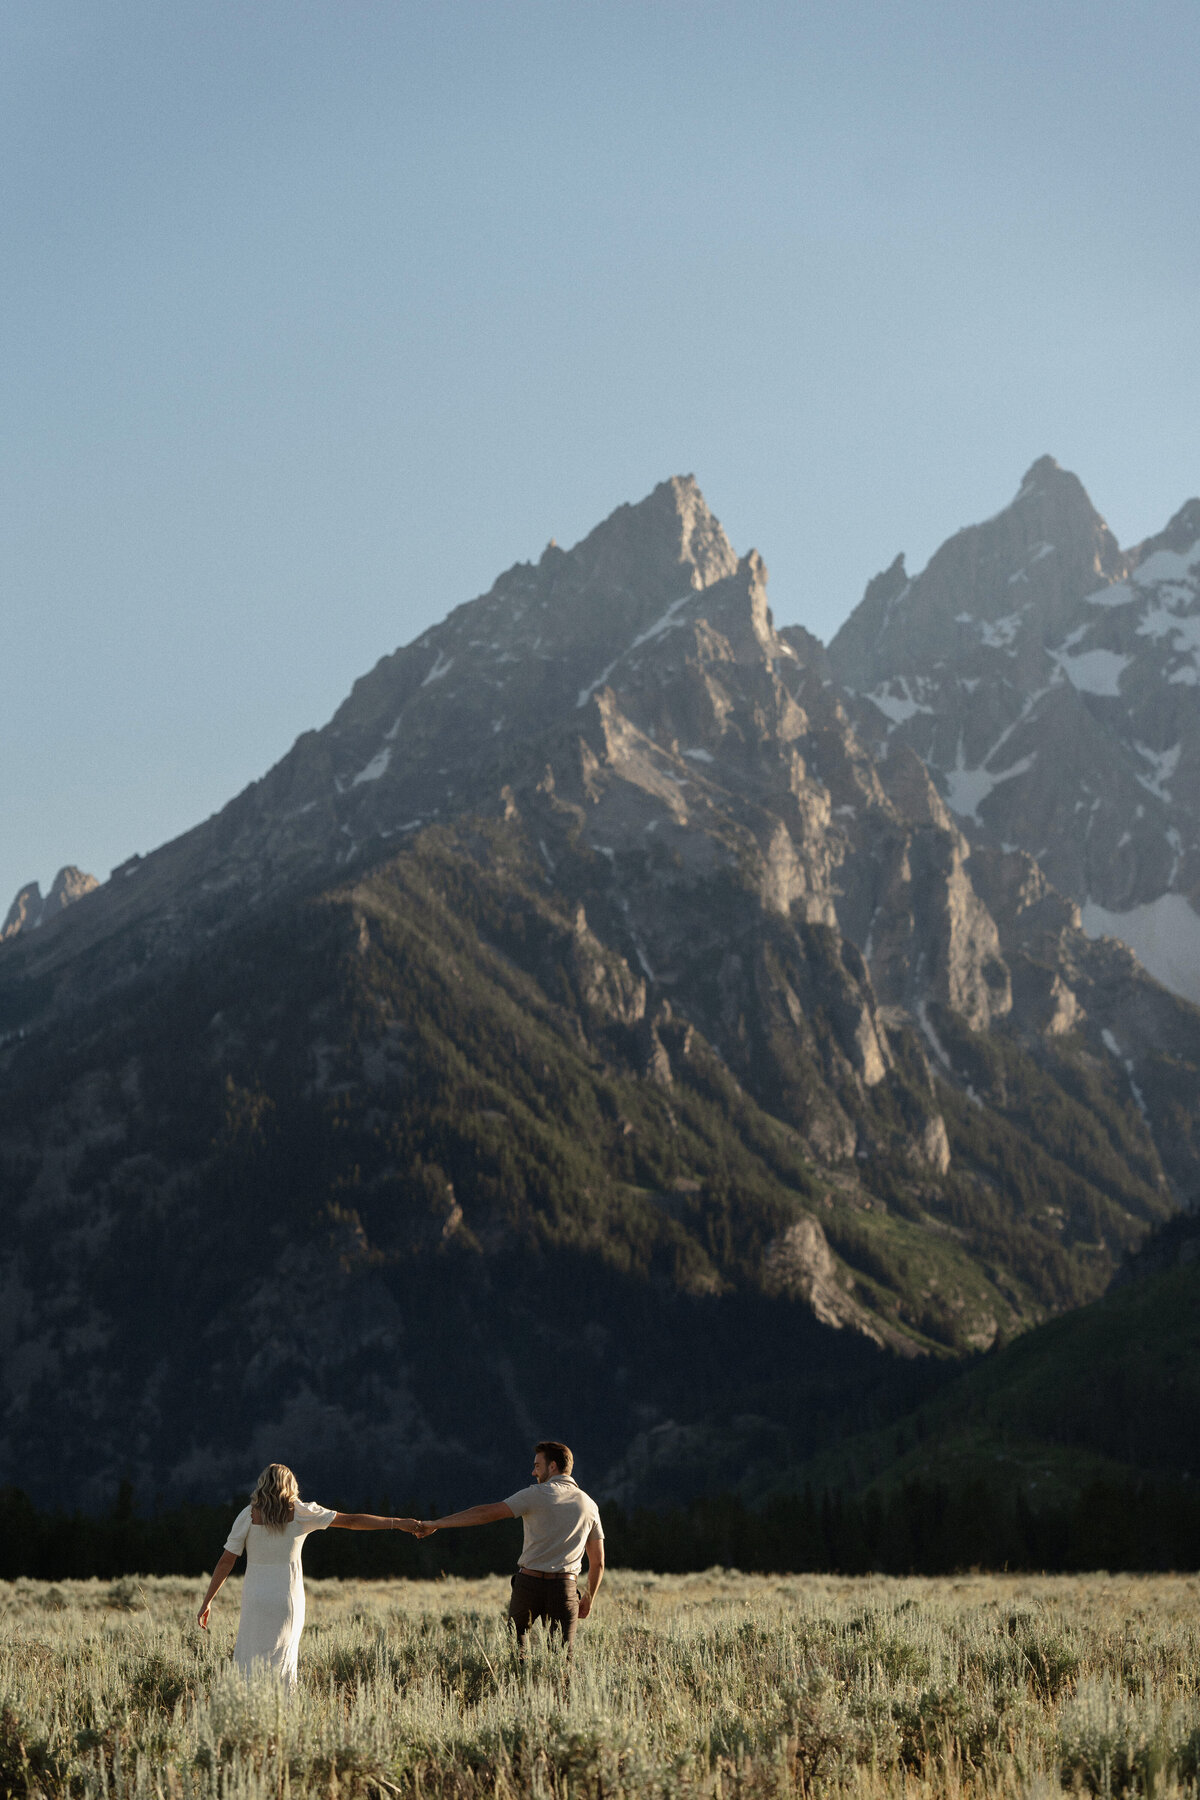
[3,1571,1200,1797]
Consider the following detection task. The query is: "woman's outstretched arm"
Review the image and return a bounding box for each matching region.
[198,1550,238,1628]
[330,1513,422,1532]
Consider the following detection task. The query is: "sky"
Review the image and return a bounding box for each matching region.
[3,0,1199,910]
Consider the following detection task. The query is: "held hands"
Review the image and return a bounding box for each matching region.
[389,1517,437,1536]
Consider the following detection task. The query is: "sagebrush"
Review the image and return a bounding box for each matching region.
[3,1570,1200,1798]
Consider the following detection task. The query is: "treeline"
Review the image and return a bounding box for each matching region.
[3,1475,1200,1582]
[619,1479,1200,1575]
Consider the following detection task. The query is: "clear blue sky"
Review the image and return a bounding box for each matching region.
[3,0,1198,908]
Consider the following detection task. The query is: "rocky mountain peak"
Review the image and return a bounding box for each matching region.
[552,473,739,604]
[1133,496,1200,562]
[0,478,743,1002]
[2,866,98,941]
[829,458,1124,693]
[1009,454,1123,582]
[832,460,1200,1002]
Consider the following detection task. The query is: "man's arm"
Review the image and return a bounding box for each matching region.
[577,1526,605,1619]
[330,1513,421,1531]
[415,1501,514,1536]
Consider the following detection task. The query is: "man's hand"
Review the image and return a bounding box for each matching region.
[413,1502,511,1534]
[578,1524,604,1623]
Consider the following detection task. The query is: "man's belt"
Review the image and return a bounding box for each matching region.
[517,1566,576,1580]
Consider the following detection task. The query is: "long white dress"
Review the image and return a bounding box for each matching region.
[224,1498,337,1686]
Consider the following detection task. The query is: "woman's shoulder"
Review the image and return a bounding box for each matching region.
[293,1498,329,1519]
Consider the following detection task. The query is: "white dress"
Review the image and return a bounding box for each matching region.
[224,1498,337,1686]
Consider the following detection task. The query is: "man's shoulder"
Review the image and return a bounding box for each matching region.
[555,1479,601,1514]
[503,1483,542,1512]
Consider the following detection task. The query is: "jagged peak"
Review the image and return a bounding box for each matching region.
[2,880,42,940]
[564,474,739,596]
[1133,496,1200,562]
[1006,455,1114,539]
[829,457,1124,685]
[827,554,907,666]
[911,456,1116,583]
[1018,453,1063,489]
[1,865,97,942]
[864,551,908,598]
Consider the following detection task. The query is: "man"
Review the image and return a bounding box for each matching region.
[416,1440,604,1647]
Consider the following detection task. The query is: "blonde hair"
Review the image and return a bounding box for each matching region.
[250,1463,299,1530]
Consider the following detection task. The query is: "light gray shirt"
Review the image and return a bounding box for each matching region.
[503,1475,604,1575]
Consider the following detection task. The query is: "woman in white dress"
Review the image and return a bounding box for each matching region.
[197,1463,419,1686]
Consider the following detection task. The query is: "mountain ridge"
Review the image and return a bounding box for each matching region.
[2,470,1198,1510]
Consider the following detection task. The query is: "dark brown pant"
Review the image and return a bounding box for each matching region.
[507,1570,579,1648]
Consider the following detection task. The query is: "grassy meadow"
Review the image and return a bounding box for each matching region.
[4,1569,1200,1799]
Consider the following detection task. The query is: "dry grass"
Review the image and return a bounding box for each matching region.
[3,1569,1200,1797]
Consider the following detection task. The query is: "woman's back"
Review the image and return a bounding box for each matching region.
[233,1500,334,1568]
[224,1498,337,1684]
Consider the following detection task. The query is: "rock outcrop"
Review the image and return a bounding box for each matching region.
[2,866,98,940]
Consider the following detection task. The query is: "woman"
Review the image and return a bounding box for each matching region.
[197,1462,419,1685]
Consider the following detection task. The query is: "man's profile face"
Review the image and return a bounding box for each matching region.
[531,1451,555,1483]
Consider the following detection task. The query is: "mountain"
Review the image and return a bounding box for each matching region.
[776,1210,1200,1509]
[2,866,97,941]
[829,457,1200,1003]
[1,476,1196,1512]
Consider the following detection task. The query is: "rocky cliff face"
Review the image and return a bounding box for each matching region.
[830,458,1200,1003]
[2,866,97,940]
[1,475,1197,1510]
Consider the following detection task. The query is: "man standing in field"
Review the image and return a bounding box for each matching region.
[416,1440,604,1647]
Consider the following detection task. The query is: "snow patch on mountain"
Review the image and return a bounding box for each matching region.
[868,678,933,726]
[1055,647,1132,696]
[1007,544,1054,586]
[1137,599,1200,659]
[1133,540,1200,586]
[1084,582,1136,609]
[1082,893,1200,1005]
[1101,1028,1150,1119]
[353,748,391,786]
[944,753,1035,823]
[577,591,696,706]
[980,612,1026,650]
[1135,743,1180,799]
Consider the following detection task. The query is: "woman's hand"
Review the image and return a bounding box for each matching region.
[197,1602,212,1629]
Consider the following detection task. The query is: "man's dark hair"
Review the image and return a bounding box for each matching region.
[535,1440,573,1476]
